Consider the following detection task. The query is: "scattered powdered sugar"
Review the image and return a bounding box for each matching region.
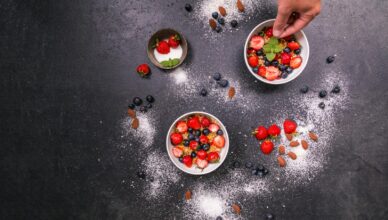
[168,67,188,84]
[121,111,156,149]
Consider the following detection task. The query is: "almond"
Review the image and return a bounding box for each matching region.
[232,204,241,214]
[277,156,286,167]
[131,117,139,129]
[286,133,293,141]
[289,140,299,147]
[219,6,227,16]
[236,0,245,12]
[185,190,192,200]
[287,152,297,160]
[127,108,136,118]
[209,19,217,30]
[278,145,285,155]
[228,87,236,99]
[301,139,308,150]
[309,132,318,142]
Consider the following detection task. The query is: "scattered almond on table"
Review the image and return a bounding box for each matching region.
[309,132,318,142]
[237,0,245,12]
[127,108,136,118]
[131,118,139,129]
[209,19,217,30]
[219,6,227,16]
[286,133,293,141]
[287,152,297,160]
[289,140,299,147]
[185,190,192,200]
[232,204,241,214]
[228,87,236,99]
[301,139,308,150]
[278,145,285,155]
[277,156,286,167]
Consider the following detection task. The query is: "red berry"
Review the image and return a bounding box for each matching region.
[283,119,297,134]
[207,152,220,163]
[196,158,209,169]
[170,132,183,145]
[196,150,207,160]
[182,155,192,167]
[267,124,281,137]
[287,41,300,50]
[290,56,302,69]
[172,146,183,158]
[281,52,291,65]
[199,135,209,144]
[187,116,201,130]
[213,135,225,148]
[201,117,211,127]
[168,34,180,48]
[265,66,281,81]
[265,27,273,37]
[249,36,264,50]
[260,140,274,155]
[247,48,256,55]
[248,55,259,67]
[176,121,188,133]
[254,126,268,140]
[208,124,220,133]
[136,64,150,77]
[156,40,170,54]
[258,66,266,77]
[189,140,199,150]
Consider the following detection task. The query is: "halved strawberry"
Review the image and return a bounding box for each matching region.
[207,152,220,163]
[290,56,302,69]
[287,41,300,50]
[247,48,256,55]
[213,135,225,148]
[258,66,266,77]
[170,132,183,145]
[156,40,170,54]
[196,158,209,169]
[187,116,201,130]
[201,117,211,127]
[265,27,273,37]
[196,150,207,160]
[265,66,281,81]
[176,121,188,133]
[248,55,259,67]
[182,155,192,167]
[281,52,291,64]
[172,146,183,158]
[249,36,264,50]
[208,124,220,133]
[199,135,208,144]
[189,140,199,150]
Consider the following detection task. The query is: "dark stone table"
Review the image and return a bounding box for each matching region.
[1,0,387,219]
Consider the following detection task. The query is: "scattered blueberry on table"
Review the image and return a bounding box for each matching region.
[319,102,325,109]
[230,20,238,28]
[133,97,143,106]
[200,88,208,96]
[319,90,327,98]
[300,85,309,93]
[327,55,335,63]
[212,12,218,19]
[184,3,192,12]
[332,85,340,93]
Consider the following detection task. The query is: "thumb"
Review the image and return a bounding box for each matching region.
[273,9,292,38]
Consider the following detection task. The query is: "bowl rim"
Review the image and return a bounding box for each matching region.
[244,19,310,85]
[166,111,229,175]
[147,28,188,70]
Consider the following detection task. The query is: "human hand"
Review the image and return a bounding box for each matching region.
[273,0,321,38]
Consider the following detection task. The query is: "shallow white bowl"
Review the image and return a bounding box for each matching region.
[166,111,229,175]
[244,19,310,85]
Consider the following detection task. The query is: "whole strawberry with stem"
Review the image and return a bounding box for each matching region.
[253,126,268,140]
[155,39,170,54]
[260,140,274,155]
[136,64,151,78]
[168,34,180,48]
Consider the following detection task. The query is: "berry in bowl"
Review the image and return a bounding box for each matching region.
[166,112,229,175]
[244,19,309,85]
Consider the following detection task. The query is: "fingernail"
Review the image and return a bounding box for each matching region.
[273,29,281,37]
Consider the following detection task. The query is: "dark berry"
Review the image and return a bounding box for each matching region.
[283,47,291,53]
[216,129,223,135]
[218,79,229,88]
[203,128,210,135]
[146,95,154,103]
[136,171,146,179]
[146,103,152,109]
[327,55,335,63]
[188,133,195,140]
[256,164,264,171]
[183,140,190,146]
[233,161,241,168]
[245,162,253,169]
[195,130,201,137]
[188,128,193,133]
[256,49,264,56]
[185,3,192,12]
[178,157,183,163]
[230,20,238,28]
[195,137,200,142]
[212,12,219,19]
[200,88,208,96]
[191,152,197,158]
[278,64,286,71]
[294,48,301,54]
[319,90,327,98]
[217,17,225,25]
[133,97,143,106]
[213,72,222,81]
[319,102,325,109]
[215,26,222,33]
[128,103,136,109]
[257,170,264,177]
[271,60,279,67]
[202,144,210,151]
[300,85,309,94]
[281,72,288,79]
[139,106,147,113]
[216,216,223,220]
[264,60,270,66]
[252,67,258,73]
[286,66,293,73]
[332,85,340,93]
[251,169,258,175]
[265,213,274,219]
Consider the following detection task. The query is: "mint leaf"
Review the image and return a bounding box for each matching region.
[266,53,276,61]
[160,58,180,68]
[268,37,278,45]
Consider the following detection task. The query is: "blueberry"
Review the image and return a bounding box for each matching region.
[300,85,309,94]
[195,137,200,142]
[128,103,136,109]
[319,102,325,109]
[178,157,183,163]
[139,106,147,112]
[133,97,143,106]
[230,20,238,28]
[264,60,270,66]
[278,64,286,71]
[332,85,340,93]
[257,170,264,177]
[185,3,192,12]
[256,164,264,171]
[203,128,210,135]
[271,60,279,67]
[217,79,229,88]
[319,90,327,98]
[327,55,335,63]
[265,213,274,219]
[136,171,146,179]
[195,130,201,137]
[212,12,219,19]
[251,169,258,175]
[215,26,222,33]
[283,47,291,53]
[233,161,241,168]
[146,103,152,109]
[216,216,223,220]
[146,95,154,103]
[200,88,208,96]
[191,152,197,158]
[294,48,301,54]
[217,17,225,25]
[202,144,210,151]
[183,140,190,146]
[188,133,195,140]
[245,162,253,169]
[252,67,258,73]
[281,72,288,79]
[263,168,269,175]
[216,129,223,135]
[256,49,264,56]
[213,72,222,81]
[286,66,293,73]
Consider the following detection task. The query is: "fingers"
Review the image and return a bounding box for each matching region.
[273,8,292,38]
[279,14,313,38]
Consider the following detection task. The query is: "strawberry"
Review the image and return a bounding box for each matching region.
[136,64,150,77]
[189,140,199,150]
[248,55,259,67]
[168,34,180,48]
[172,146,183,157]
[281,52,291,64]
[196,158,209,169]
[201,117,211,128]
[254,126,268,140]
[207,152,220,163]
[258,66,266,77]
[187,116,201,130]
[208,123,220,133]
[265,66,281,81]
[156,40,170,54]
[199,135,209,144]
[170,132,183,145]
[247,48,256,55]
[267,124,281,137]
[290,56,302,69]
[182,155,192,167]
[249,36,264,50]
[213,135,225,148]
[287,41,300,50]
[265,27,273,37]
[176,121,188,133]
[260,140,274,154]
[283,119,297,134]
[196,150,207,160]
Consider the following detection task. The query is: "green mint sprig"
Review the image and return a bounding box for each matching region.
[160,58,180,68]
[263,37,283,61]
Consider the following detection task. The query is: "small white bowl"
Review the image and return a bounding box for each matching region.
[166,111,229,175]
[244,19,310,85]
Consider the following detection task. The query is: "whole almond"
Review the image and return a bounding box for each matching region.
[309,132,318,142]
[209,19,217,30]
[278,145,285,155]
[289,141,299,147]
[127,108,136,118]
[131,117,139,129]
[237,0,245,12]
[219,6,227,16]
[228,87,236,99]
[185,190,192,200]
[301,139,308,150]
[287,152,297,160]
[286,133,293,141]
[232,204,241,214]
[277,156,286,167]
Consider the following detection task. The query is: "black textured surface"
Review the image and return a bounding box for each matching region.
[1,0,388,219]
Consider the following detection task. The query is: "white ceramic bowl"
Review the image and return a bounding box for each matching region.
[166,111,229,175]
[244,19,310,85]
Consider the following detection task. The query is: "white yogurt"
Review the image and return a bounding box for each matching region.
[154,40,183,63]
